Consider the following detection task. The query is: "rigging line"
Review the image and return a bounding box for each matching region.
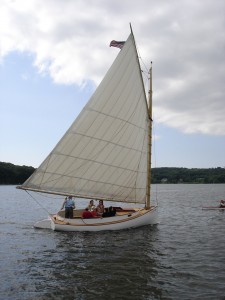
[137,48,150,81]
[135,39,148,73]
[139,57,149,74]
[25,190,50,214]
[136,46,150,97]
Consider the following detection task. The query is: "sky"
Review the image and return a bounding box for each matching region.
[0,0,224,169]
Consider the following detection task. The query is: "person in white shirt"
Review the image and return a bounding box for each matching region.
[61,196,75,218]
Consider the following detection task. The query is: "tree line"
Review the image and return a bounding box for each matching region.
[0,162,35,185]
[151,167,225,184]
[0,162,225,185]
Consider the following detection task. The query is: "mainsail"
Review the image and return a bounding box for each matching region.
[20,33,150,204]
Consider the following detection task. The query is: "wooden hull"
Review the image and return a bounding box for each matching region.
[40,206,158,232]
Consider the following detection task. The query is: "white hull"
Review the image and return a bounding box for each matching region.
[35,206,158,232]
[34,218,52,229]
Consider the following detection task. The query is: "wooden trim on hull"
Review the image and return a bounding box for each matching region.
[50,206,158,232]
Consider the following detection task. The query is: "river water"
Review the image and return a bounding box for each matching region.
[0,184,225,300]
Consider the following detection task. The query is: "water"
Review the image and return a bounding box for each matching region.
[0,184,225,300]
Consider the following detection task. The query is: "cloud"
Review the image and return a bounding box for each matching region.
[0,0,224,136]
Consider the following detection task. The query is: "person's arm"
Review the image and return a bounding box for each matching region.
[61,198,67,210]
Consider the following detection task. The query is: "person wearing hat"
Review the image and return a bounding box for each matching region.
[61,196,75,219]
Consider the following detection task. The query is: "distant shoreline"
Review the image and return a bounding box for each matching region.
[1,162,225,185]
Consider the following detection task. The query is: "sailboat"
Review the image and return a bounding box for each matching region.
[202,199,225,210]
[17,26,158,231]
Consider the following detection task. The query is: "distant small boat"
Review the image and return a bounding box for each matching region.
[17,25,158,232]
[202,206,225,210]
[202,200,225,210]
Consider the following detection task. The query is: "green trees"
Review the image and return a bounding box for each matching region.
[0,162,225,184]
[151,167,225,184]
[0,162,35,184]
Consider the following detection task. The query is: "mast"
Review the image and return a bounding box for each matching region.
[146,62,153,209]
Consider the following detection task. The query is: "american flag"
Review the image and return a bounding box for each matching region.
[109,40,125,49]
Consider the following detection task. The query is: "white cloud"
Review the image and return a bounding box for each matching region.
[0,0,225,135]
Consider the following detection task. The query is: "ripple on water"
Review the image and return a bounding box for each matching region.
[0,184,225,299]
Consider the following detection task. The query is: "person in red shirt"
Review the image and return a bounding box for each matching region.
[82,208,93,219]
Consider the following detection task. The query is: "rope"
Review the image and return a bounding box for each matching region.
[26,190,50,214]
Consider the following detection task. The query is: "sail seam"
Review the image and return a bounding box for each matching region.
[85,106,146,131]
[66,132,147,153]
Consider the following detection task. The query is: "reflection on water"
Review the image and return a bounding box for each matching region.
[0,184,225,299]
[13,227,163,300]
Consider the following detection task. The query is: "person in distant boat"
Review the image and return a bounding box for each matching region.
[219,200,225,208]
[82,208,93,219]
[87,200,96,211]
[61,196,75,219]
[96,200,104,217]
